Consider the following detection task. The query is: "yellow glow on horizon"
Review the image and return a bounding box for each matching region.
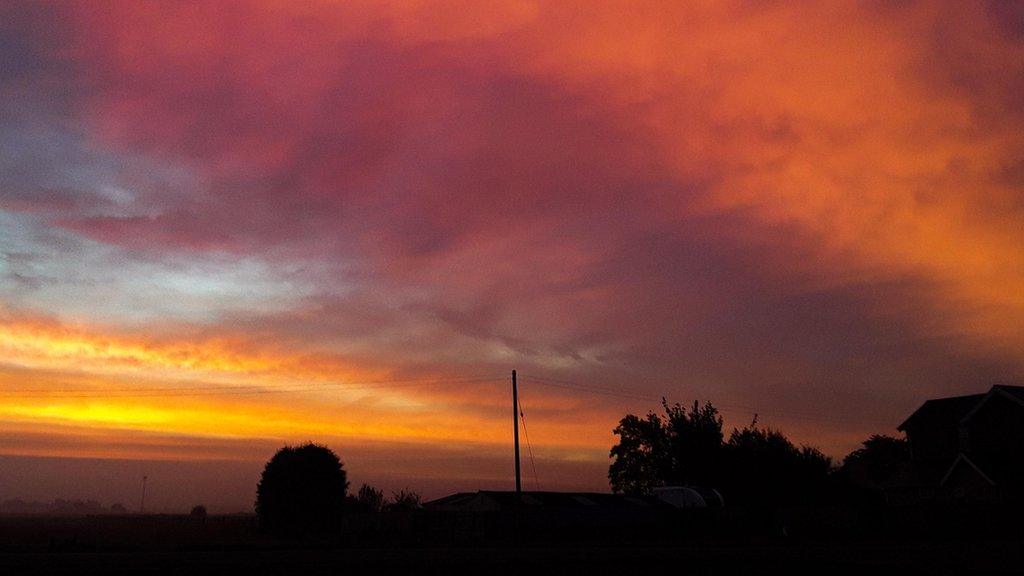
[0,317,543,454]
[0,322,616,455]
[0,316,416,398]
[4,402,175,428]
[0,320,290,377]
[6,2,1022,478]
[0,398,500,444]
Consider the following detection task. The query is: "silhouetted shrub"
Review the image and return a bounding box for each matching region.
[190,504,208,521]
[839,434,909,487]
[355,483,386,513]
[387,489,421,512]
[722,419,832,506]
[256,443,349,533]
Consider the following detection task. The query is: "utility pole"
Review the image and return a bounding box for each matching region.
[512,369,521,494]
[139,475,148,514]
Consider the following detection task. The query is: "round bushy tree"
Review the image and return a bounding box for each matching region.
[256,443,349,533]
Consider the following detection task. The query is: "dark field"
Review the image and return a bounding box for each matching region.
[0,514,1022,575]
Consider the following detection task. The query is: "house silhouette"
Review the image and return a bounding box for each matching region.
[889,385,1024,503]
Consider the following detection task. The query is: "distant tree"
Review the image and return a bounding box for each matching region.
[839,434,909,487]
[110,503,127,514]
[609,400,723,494]
[355,484,386,513]
[386,489,421,512]
[256,443,349,533]
[190,504,208,521]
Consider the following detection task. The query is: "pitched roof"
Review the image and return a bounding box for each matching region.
[897,393,985,431]
[959,384,1024,424]
[993,385,1024,404]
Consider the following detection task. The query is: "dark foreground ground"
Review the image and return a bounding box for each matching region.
[0,513,1021,575]
[3,542,1024,576]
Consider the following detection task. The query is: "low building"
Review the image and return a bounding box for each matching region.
[653,486,724,508]
[421,491,690,543]
[424,491,671,512]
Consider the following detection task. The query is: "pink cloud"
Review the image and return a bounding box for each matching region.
[2,0,1024,493]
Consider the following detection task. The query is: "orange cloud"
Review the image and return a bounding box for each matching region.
[2,1,1023,500]
[0,313,617,464]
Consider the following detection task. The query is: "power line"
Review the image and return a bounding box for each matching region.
[520,375,659,402]
[523,375,659,399]
[519,374,894,427]
[139,475,147,514]
[517,390,541,491]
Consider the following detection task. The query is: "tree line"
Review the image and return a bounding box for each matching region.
[255,401,910,533]
[609,400,909,506]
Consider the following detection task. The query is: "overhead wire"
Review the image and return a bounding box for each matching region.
[518,373,894,427]
[516,389,541,491]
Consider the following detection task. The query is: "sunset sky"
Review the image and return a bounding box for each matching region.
[2,1,1023,512]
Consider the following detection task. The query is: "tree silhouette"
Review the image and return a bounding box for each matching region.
[664,400,725,487]
[189,504,208,522]
[609,402,832,505]
[256,443,349,533]
[355,483,385,513]
[387,489,421,512]
[609,412,670,494]
[723,419,831,505]
[839,434,909,487]
[609,400,723,494]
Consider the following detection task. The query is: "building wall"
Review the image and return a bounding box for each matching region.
[963,394,1024,489]
[905,421,960,463]
[944,460,998,501]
